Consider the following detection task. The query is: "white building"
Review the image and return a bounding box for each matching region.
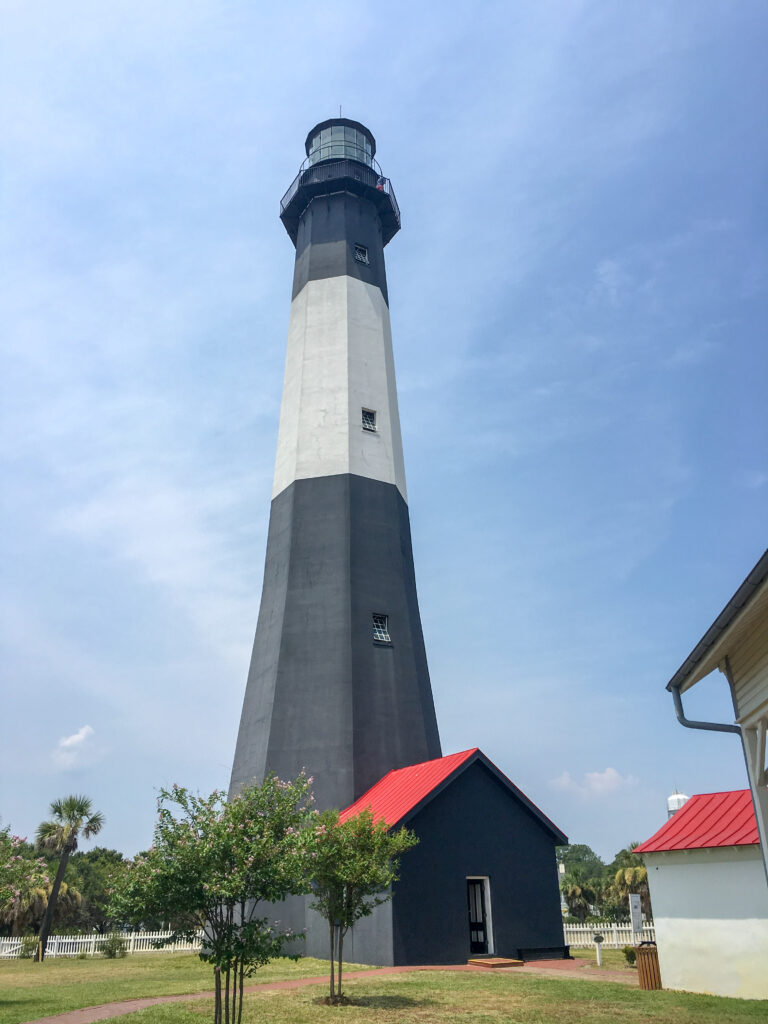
[665,549,768,881]
[637,789,768,999]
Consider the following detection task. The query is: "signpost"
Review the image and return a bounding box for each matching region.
[593,932,604,967]
[629,893,643,944]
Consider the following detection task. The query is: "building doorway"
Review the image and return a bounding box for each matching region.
[466,877,493,955]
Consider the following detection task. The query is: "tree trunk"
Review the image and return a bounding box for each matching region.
[337,927,345,1001]
[328,920,336,1000]
[224,965,230,1024]
[34,846,71,961]
[230,959,237,1024]
[214,966,222,1024]
[237,957,244,1024]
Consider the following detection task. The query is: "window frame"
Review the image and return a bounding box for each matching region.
[361,408,377,432]
[372,613,391,644]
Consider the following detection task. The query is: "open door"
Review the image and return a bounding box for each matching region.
[466,878,489,954]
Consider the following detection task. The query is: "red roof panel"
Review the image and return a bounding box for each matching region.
[339,748,479,827]
[636,790,760,853]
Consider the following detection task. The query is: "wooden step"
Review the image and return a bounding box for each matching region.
[468,957,524,968]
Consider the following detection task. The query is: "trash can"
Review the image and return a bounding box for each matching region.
[636,941,662,990]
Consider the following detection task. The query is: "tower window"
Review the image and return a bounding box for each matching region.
[354,244,370,265]
[372,614,391,643]
[362,408,377,432]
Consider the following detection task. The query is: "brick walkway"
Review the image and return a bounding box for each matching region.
[22,959,637,1024]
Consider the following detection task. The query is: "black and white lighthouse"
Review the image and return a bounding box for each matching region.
[229,120,568,966]
[230,120,442,812]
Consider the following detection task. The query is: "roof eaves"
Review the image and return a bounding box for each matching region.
[666,549,768,694]
[396,750,568,845]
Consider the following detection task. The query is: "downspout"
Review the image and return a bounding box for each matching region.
[669,682,741,735]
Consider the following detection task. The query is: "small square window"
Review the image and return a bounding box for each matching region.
[362,408,377,432]
[354,244,369,265]
[372,613,391,643]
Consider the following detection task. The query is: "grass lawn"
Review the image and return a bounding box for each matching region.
[0,953,363,1024]
[2,954,765,1024]
[123,970,768,1024]
[570,947,633,970]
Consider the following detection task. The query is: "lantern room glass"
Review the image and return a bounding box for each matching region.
[308,125,373,167]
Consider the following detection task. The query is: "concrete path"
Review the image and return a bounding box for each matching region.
[22,959,637,1024]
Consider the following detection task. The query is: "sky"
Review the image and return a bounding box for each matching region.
[1,0,766,863]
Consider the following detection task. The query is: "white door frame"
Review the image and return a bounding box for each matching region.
[467,875,494,955]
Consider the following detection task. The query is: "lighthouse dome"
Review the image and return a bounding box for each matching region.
[667,791,690,817]
[305,118,375,167]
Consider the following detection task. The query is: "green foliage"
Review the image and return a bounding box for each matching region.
[110,775,316,1024]
[622,944,637,966]
[309,808,418,1002]
[556,843,605,882]
[34,795,105,959]
[558,841,653,922]
[18,934,38,959]
[35,797,105,856]
[99,932,127,958]
[610,843,652,919]
[560,866,598,923]
[0,826,50,929]
[65,849,128,934]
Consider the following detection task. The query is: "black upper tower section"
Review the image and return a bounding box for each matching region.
[280,118,401,248]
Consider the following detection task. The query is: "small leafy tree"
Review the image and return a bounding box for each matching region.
[34,795,104,959]
[110,775,314,1024]
[67,848,128,933]
[309,809,418,1003]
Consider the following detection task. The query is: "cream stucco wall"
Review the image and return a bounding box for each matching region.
[644,845,768,999]
[272,275,407,501]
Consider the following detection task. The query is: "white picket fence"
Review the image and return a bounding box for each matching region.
[563,921,655,948]
[0,923,653,958]
[0,930,204,959]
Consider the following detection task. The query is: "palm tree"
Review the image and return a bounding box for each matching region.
[561,866,598,923]
[34,795,104,960]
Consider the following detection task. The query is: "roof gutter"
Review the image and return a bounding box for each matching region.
[670,682,740,735]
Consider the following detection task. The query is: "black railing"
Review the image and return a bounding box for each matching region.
[280,157,400,228]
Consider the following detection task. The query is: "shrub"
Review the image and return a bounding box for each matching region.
[622,944,637,967]
[17,935,37,959]
[100,932,128,958]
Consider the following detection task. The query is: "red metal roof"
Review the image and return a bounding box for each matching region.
[339,748,479,826]
[338,748,567,844]
[635,790,759,853]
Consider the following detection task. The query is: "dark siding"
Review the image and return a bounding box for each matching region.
[391,761,565,964]
[292,192,389,303]
[229,473,441,813]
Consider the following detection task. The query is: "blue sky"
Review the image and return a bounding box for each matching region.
[1,1,766,862]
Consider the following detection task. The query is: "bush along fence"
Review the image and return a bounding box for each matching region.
[563,921,655,948]
[0,930,205,959]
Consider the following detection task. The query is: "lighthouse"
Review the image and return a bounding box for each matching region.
[228,120,568,966]
[230,119,442,812]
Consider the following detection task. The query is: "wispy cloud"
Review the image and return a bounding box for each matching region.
[550,767,638,799]
[52,724,100,771]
